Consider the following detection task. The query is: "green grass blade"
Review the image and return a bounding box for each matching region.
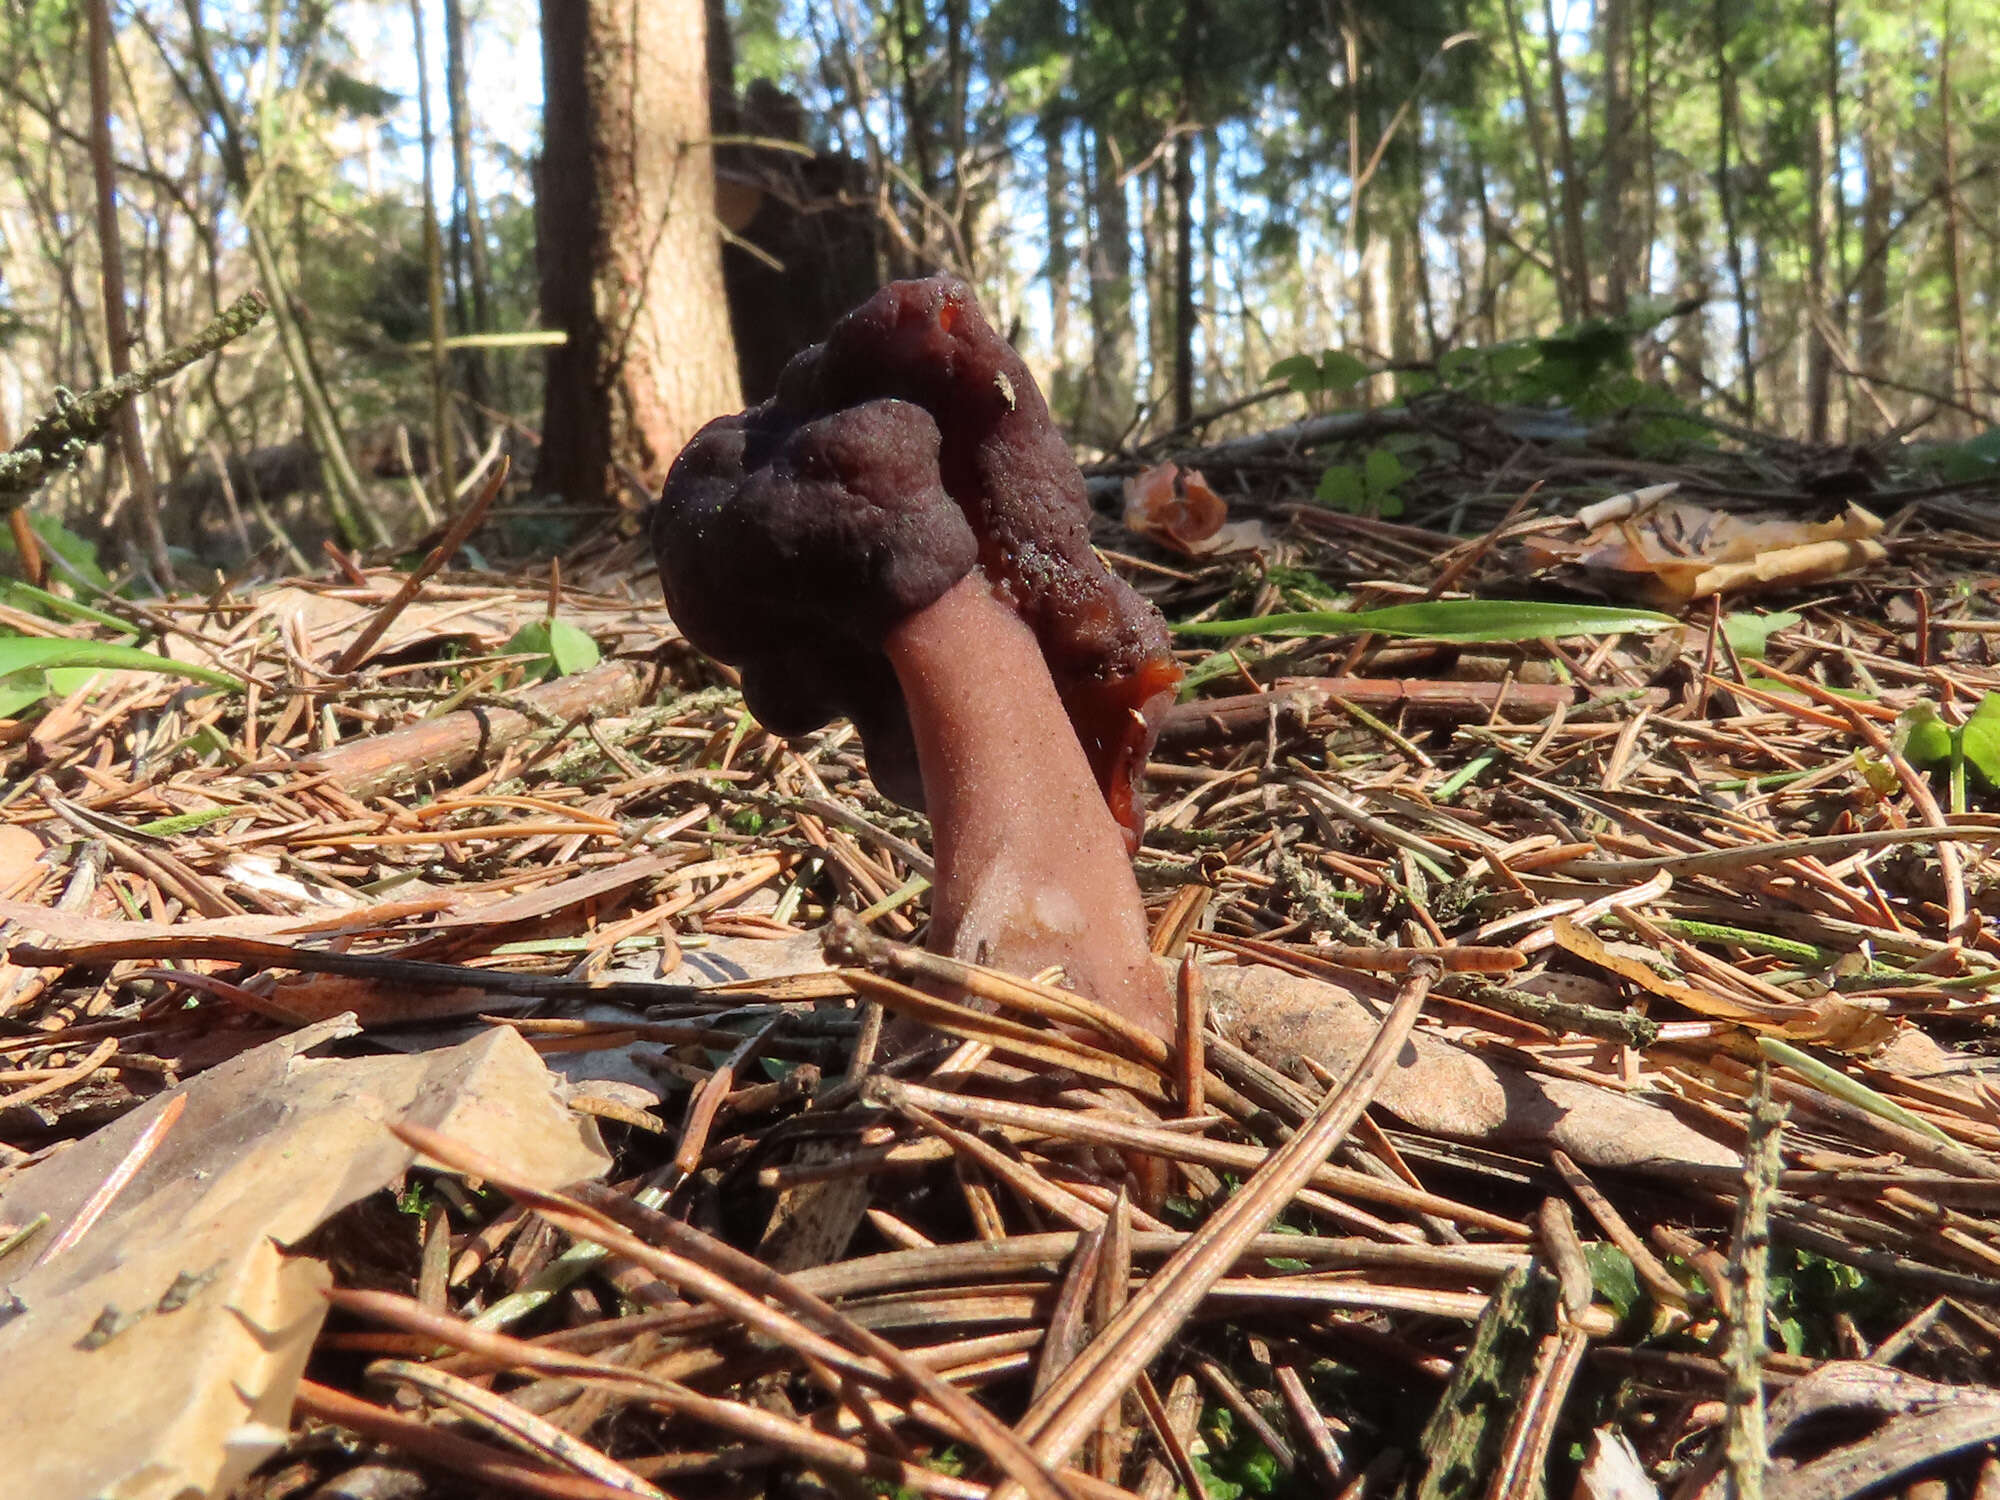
[1175,599,1680,643]
[0,636,242,690]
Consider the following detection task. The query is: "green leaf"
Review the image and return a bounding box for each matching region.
[0,636,240,690]
[547,620,599,675]
[0,675,49,719]
[1176,599,1680,643]
[1315,349,1371,391]
[1583,1242,1642,1325]
[1363,446,1409,495]
[504,620,601,681]
[1268,350,1370,397]
[1438,346,1485,382]
[1722,610,1799,661]
[0,516,111,593]
[1959,694,2000,787]
[1314,463,1364,511]
[1266,354,1323,394]
[1924,427,2000,483]
[1179,650,1252,696]
[1898,702,1953,768]
[1853,751,1901,797]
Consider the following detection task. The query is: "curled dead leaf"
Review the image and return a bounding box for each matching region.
[1121,462,1274,556]
[1525,495,1888,605]
[0,823,46,893]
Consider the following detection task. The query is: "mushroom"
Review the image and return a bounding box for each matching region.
[653,276,1179,1039]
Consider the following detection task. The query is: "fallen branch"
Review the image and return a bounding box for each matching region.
[0,290,267,511]
[287,658,654,795]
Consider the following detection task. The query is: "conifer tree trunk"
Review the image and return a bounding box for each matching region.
[444,0,496,420]
[1857,78,1893,401]
[1596,0,1635,314]
[87,0,172,582]
[1805,92,1835,441]
[536,0,741,504]
[1084,129,1134,445]
[1044,112,1072,363]
[1673,175,1709,399]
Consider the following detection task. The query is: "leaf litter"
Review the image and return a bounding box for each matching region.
[0,422,1995,1500]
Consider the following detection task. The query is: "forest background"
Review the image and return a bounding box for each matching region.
[0,0,1994,585]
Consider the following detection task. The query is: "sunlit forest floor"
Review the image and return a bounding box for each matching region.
[6,393,2000,1500]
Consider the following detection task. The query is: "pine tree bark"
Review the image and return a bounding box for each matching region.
[536,0,741,505]
[1539,0,1591,318]
[1856,75,1893,404]
[1083,129,1134,446]
[444,0,497,419]
[1805,91,1835,441]
[1673,175,1709,400]
[1044,110,1072,363]
[86,0,172,584]
[1596,0,1635,314]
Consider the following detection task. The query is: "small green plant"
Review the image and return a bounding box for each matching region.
[0,515,114,594]
[1196,1402,1300,1499]
[1918,426,2000,484]
[504,618,600,682]
[1766,1247,1897,1358]
[1583,1242,1645,1330]
[1315,445,1410,516]
[1267,349,1371,401]
[0,635,243,720]
[1899,692,2000,810]
[1721,610,1799,660]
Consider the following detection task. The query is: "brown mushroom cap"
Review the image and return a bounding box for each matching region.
[652,276,1180,842]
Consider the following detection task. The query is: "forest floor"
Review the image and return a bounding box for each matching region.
[4,395,2000,1500]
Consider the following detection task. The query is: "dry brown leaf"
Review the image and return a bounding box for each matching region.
[0,1022,608,1500]
[0,824,46,891]
[1524,497,1887,604]
[1202,962,1740,1170]
[1121,462,1276,556]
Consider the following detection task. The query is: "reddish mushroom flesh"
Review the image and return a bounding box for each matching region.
[653,276,1177,1038]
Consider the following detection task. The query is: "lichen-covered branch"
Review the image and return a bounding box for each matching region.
[0,290,268,512]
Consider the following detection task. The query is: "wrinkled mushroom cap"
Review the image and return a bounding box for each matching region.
[652,276,1179,840]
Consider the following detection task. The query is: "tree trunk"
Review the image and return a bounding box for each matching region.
[1170,0,1205,430]
[1639,0,1658,309]
[1673,174,1708,399]
[1714,0,1754,419]
[944,0,973,271]
[1044,110,1072,365]
[1856,74,1892,407]
[536,0,742,505]
[1596,0,1634,314]
[1539,0,1591,318]
[1083,128,1134,446]
[1937,0,1976,424]
[1143,160,1170,422]
[1497,0,1568,321]
[411,0,454,518]
[86,0,172,584]
[1804,78,1834,441]
[443,0,497,421]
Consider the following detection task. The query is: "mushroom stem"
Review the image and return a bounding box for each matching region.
[882,572,1173,1040]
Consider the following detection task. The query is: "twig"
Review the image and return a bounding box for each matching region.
[992,959,1441,1500]
[1723,1063,1787,1500]
[330,457,508,675]
[0,291,267,510]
